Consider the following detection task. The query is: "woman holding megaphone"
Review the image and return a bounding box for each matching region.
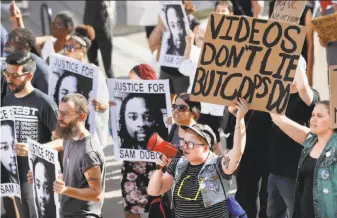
[148,97,249,218]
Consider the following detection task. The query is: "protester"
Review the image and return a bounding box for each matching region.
[178,1,234,155]
[168,93,201,146]
[269,1,315,86]
[1,28,49,99]
[2,51,58,218]
[36,11,76,53]
[214,0,234,14]
[10,2,75,54]
[267,57,320,218]
[83,0,115,78]
[27,93,106,217]
[62,24,110,147]
[270,100,337,218]
[148,98,249,218]
[148,0,201,97]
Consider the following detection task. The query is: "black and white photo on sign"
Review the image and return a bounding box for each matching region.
[125,1,160,26]
[159,1,190,68]
[27,138,60,218]
[0,107,21,198]
[108,79,172,162]
[48,53,98,134]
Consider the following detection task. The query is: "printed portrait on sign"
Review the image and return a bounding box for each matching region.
[51,69,93,131]
[159,2,190,68]
[29,156,57,218]
[118,93,168,150]
[164,4,187,56]
[0,120,19,185]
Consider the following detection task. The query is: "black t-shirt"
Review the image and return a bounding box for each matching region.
[230,0,252,16]
[223,110,273,158]
[299,155,317,218]
[2,89,58,182]
[167,157,231,218]
[269,90,320,178]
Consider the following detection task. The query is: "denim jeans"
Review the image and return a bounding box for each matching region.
[267,174,296,218]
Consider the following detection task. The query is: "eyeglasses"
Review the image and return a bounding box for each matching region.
[3,70,30,79]
[63,44,84,53]
[56,110,79,119]
[172,104,189,112]
[180,140,206,149]
[177,175,203,201]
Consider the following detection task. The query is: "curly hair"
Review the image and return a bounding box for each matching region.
[118,93,168,149]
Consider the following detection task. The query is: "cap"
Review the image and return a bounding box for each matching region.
[181,124,216,148]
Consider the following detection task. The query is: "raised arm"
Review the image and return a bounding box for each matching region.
[221,98,248,175]
[295,56,314,106]
[270,113,311,145]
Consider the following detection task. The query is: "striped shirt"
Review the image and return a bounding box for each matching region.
[167,158,231,218]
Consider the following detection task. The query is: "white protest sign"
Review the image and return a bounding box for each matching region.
[158,1,190,68]
[48,53,99,134]
[27,138,60,218]
[108,79,172,162]
[0,107,21,199]
[270,0,306,24]
[126,1,160,26]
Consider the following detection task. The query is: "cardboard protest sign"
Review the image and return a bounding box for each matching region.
[48,53,99,133]
[312,13,337,43]
[190,13,307,115]
[27,138,60,218]
[270,0,306,24]
[0,107,21,198]
[108,79,172,162]
[158,1,190,68]
[329,66,337,128]
[41,37,55,61]
[126,1,160,26]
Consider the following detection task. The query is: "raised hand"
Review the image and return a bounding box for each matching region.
[234,97,249,120]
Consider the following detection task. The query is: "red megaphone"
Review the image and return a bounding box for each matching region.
[147,133,182,158]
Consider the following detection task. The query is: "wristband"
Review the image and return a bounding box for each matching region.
[156,164,166,172]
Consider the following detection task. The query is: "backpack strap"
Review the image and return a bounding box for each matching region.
[168,123,178,143]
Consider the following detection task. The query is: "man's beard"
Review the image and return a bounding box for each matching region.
[8,81,26,93]
[54,118,80,140]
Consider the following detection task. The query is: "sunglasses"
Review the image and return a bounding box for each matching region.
[3,70,30,79]
[172,104,189,112]
[63,44,84,53]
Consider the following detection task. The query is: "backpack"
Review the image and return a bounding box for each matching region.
[148,194,172,218]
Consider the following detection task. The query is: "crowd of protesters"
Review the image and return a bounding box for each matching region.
[1,0,337,218]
